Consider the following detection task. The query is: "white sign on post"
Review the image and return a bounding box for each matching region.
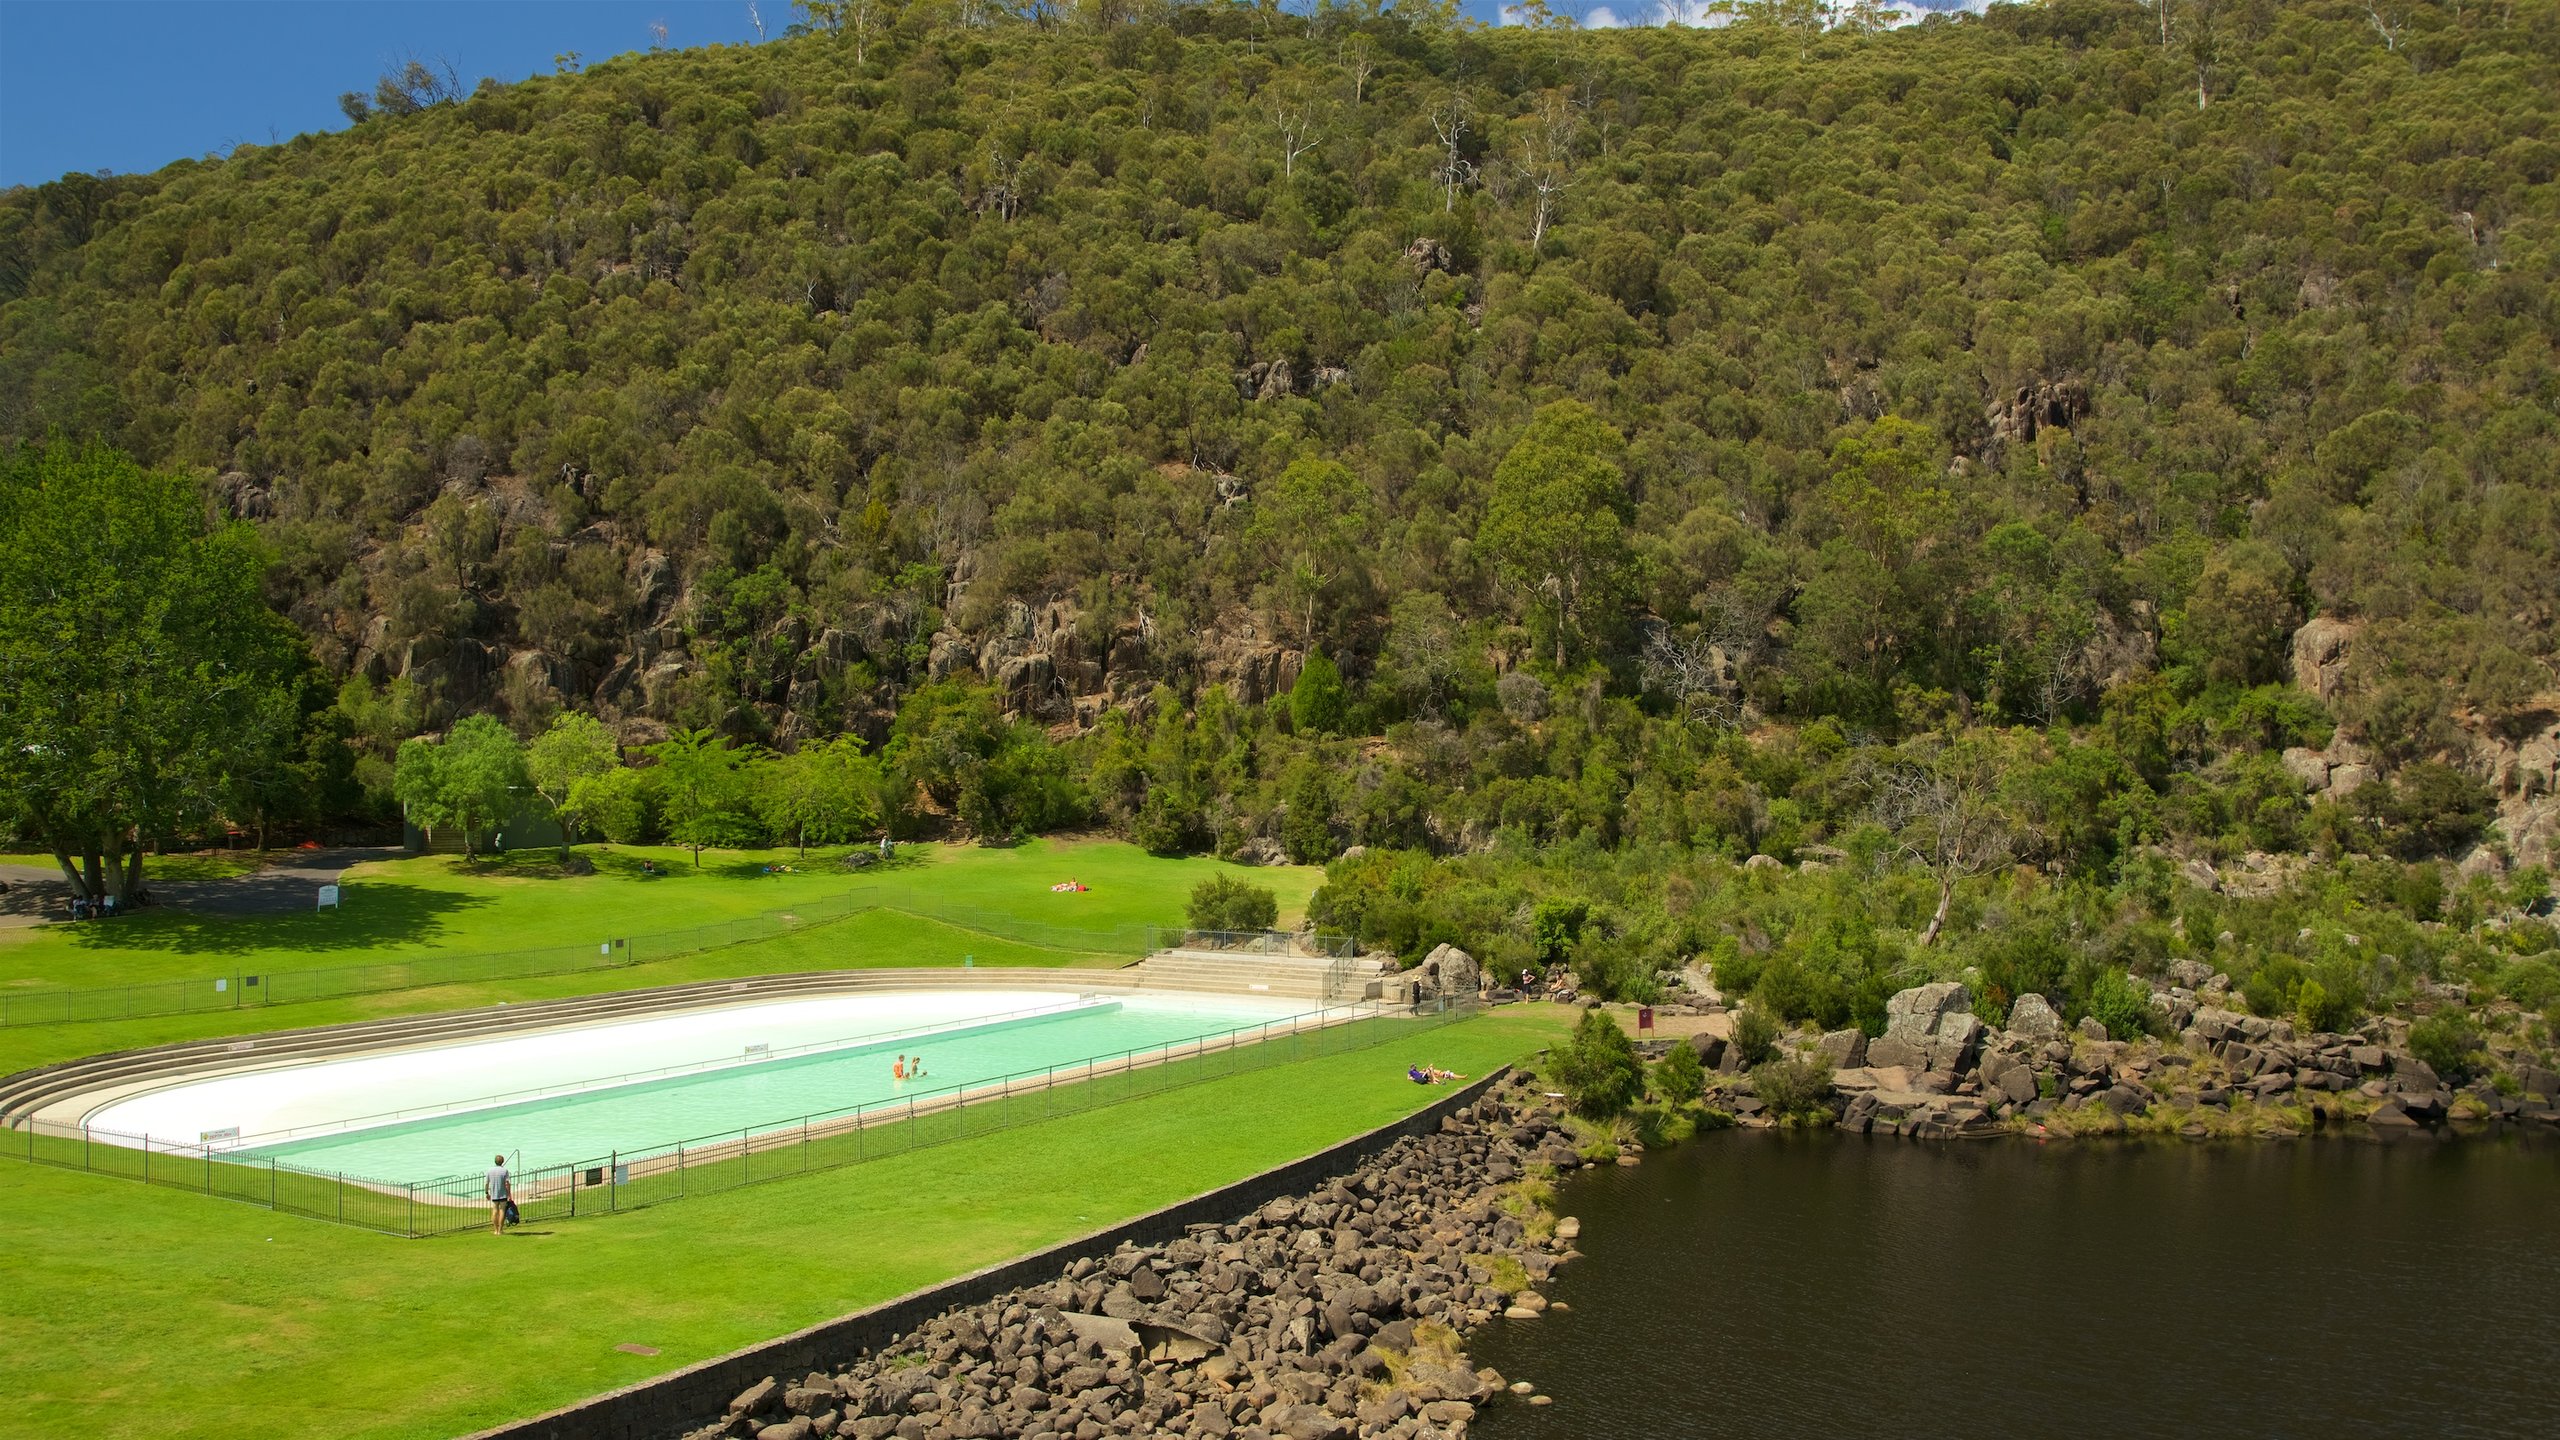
[317,884,340,910]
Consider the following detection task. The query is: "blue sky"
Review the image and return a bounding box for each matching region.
[0,2,1974,190]
[0,0,776,188]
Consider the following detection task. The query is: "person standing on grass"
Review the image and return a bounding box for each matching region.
[486,1153,511,1235]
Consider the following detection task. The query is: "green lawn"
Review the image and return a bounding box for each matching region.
[0,838,1321,995]
[0,1006,1569,1440]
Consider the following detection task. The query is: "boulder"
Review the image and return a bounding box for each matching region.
[1419,943,1482,997]
[2006,993,2063,1038]
[2100,1084,2151,1116]
[1815,1028,1868,1068]
[1261,1403,1350,1440]
[1995,1065,2039,1106]
[1865,1035,1928,1071]
[1054,1312,1141,1357]
[1884,983,1973,1045]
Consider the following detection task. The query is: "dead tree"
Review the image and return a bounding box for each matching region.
[1868,744,2015,948]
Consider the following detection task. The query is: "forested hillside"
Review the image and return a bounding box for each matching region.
[4,2,2558,1027]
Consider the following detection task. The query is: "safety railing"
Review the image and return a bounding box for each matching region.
[1,993,1477,1235]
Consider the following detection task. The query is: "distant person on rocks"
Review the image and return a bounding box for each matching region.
[486,1154,512,1236]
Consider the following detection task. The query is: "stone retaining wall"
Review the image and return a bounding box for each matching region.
[462,1069,1509,1440]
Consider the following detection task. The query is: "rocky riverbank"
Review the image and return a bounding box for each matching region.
[683,1074,1580,1440]
[1666,977,2560,1141]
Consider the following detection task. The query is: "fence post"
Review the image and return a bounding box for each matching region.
[407,1186,415,1236]
[269,1157,276,1209]
[611,1150,618,1213]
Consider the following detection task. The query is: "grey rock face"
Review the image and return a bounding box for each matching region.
[1884,982,1974,1045]
[1815,1028,1867,1068]
[2007,993,2063,1037]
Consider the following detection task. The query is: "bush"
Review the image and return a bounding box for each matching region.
[2084,968,2155,1041]
[1186,874,1278,933]
[1551,1007,1645,1120]
[2495,955,2560,1013]
[1732,1006,1781,1067]
[2408,1012,2487,1084]
[1652,1039,1705,1107]
[1749,1054,1837,1123]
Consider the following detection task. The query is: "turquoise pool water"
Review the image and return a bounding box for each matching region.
[244,996,1304,1183]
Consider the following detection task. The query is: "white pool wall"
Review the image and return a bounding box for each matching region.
[82,988,1315,1147]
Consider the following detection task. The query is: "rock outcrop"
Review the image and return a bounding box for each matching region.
[1815,981,2560,1141]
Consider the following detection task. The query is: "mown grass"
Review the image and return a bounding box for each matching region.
[0,1006,1568,1440]
[0,837,1321,994]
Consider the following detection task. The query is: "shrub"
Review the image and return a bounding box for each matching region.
[2408,1012,2488,1084]
[1749,1054,1837,1123]
[2084,968,2155,1041]
[1186,874,1277,933]
[1551,1007,1645,1120]
[1713,946,1766,1000]
[2297,974,2363,1034]
[1732,1006,1782,1066]
[1289,649,1347,735]
[1652,1039,1705,1107]
[1571,932,1662,1004]
[2495,955,2560,1013]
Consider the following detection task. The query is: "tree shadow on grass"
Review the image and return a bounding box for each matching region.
[50,882,491,958]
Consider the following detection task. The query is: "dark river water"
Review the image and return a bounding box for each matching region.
[1469,1131,2560,1440]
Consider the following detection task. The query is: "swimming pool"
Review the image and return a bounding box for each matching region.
[79,988,1319,1184]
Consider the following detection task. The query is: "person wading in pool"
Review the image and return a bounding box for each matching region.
[486,1153,512,1235]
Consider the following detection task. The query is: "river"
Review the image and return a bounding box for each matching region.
[1468,1131,2560,1440]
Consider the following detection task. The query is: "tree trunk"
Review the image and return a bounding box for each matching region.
[52,849,93,901]
[122,845,147,906]
[1919,876,1953,947]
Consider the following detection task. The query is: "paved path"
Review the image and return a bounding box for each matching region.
[0,847,403,923]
